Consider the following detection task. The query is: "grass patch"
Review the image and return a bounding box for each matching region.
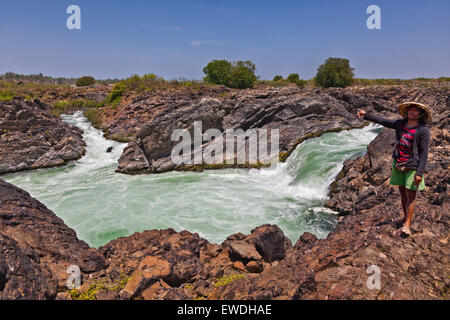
[83,108,102,127]
[0,80,71,101]
[213,273,246,288]
[53,99,102,116]
[68,273,130,300]
[101,74,213,108]
[353,77,450,86]
[109,133,132,142]
[0,90,15,101]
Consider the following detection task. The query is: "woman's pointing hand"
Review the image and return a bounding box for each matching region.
[357,109,366,118]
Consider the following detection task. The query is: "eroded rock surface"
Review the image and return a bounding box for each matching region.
[0,98,86,175]
[0,179,103,299]
[111,86,366,174]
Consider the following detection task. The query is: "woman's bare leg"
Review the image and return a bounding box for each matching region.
[402,188,417,235]
[393,186,408,227]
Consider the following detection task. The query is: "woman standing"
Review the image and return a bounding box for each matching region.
[356,102,432,236]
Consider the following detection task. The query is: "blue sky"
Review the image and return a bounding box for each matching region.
[0,0,449,80]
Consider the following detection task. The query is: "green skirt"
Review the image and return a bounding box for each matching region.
[390,159,426,191]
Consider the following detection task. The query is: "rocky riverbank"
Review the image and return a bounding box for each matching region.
[111,85,369,174]
[0,82,448,299]
[0,98,86,175]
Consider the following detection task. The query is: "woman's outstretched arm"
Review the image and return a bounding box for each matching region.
[356,109,399,129]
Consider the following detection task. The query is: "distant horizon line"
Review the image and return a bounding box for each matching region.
[1,71,449,82]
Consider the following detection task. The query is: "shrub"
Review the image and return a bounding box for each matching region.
[105,83,126,107]
[287,73,300,83]
[203,59,257,89]
[169,77,203,89]
[109,83,127,101]
[273,75,283,81]
[75,76,96,87]
[100,74,174,108]
[84,108,101,127]
[203,60,232,86]
[52,99,101,116]
[286,73,307,87]
[105,74,167,99]
[229,61,257,89]
[437,77,450,82]
[314,57,354,88]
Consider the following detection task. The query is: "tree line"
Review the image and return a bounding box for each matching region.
[201,57,354,89]
[4,57,448,91]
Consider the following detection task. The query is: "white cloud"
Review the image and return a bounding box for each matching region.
[189,40,228,47]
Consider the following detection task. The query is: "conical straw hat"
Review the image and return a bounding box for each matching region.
[397,102,432,123]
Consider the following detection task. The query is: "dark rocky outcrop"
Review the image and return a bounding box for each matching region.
[222,224,293,263]
[0,98,86,175]
[0,179,103,299]
[0,234,56,299]
[109,86,367,174]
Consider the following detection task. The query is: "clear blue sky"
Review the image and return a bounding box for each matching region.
[0,0,449,80]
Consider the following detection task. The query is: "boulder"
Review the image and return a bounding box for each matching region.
[294,232,318,250]
[0,98,85,174]
[122,256,172,298]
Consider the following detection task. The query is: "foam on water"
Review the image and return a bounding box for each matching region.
[3,111,382,247]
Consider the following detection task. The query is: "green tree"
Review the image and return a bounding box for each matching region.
[273,75,283,81]
[76,76,96,87]
[228,61,257,89]
[286,73,307,88]
[314,57,354,88]
[203,59,257,89]
[287,73,300,83]
[202,60,232,86]
[235,60,256,74]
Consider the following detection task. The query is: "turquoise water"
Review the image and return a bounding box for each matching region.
[2,111,381,248]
